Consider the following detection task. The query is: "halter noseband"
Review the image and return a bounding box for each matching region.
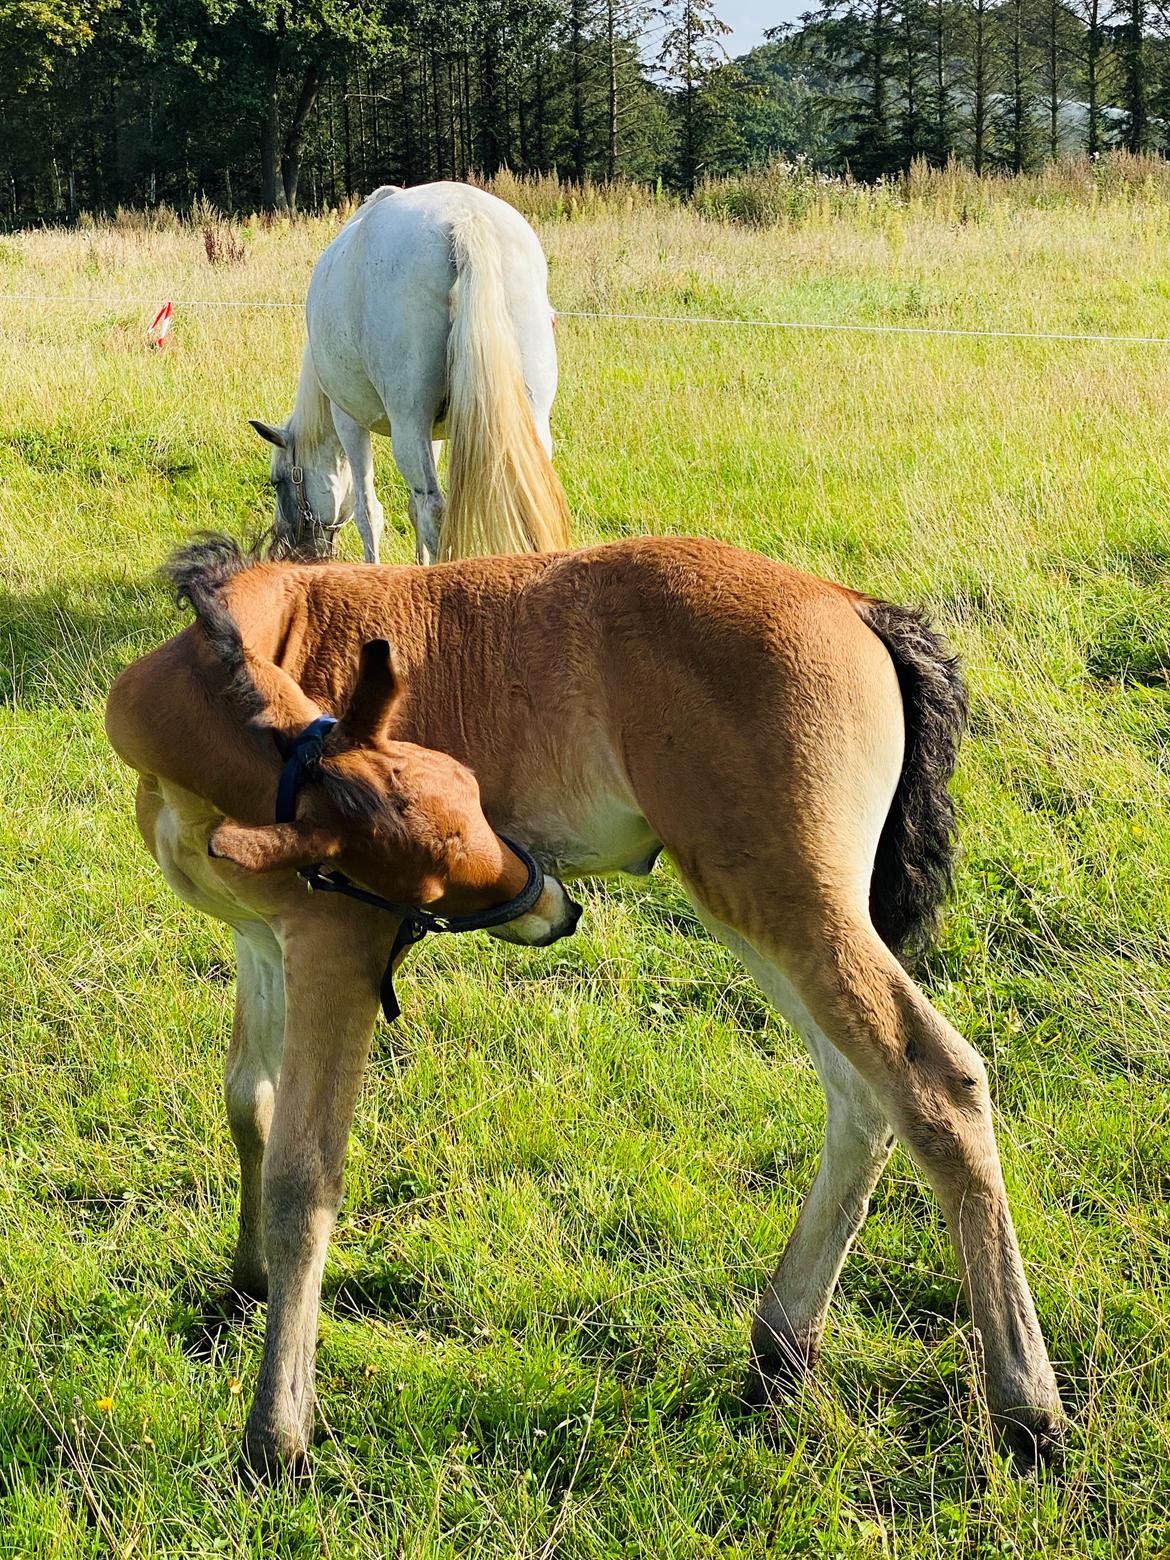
[268,715,546,1023]
[284,455,345,554]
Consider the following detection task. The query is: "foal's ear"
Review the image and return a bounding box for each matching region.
[208,820,342,872]
[335,639,403,748]
[249,418,288,450]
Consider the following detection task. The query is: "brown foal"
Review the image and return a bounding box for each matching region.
[105,534,1063,1476]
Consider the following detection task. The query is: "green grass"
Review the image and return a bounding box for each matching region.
[3,186,1170,1556]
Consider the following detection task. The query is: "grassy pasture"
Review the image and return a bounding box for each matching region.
[3,180,1170,1555]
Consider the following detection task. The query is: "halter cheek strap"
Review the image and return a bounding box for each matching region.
[266,715,547,1023]
[286,458,346,551]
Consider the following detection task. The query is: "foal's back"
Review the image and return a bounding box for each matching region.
[224,537,903,866]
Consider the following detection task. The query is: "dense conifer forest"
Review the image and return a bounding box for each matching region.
[2,0,1167,221]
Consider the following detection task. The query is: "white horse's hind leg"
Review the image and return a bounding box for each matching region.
[391,418,444,564]
[700,916,892,1390]
[533,407,554,459]
[332,406,385,563]
[226,923,285,1299]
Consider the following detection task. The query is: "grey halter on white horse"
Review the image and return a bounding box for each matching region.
[251,181,571,565]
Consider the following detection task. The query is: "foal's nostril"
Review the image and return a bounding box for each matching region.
[565,898,584,934]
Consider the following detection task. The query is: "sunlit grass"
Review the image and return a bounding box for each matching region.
[2,183,1170,1555]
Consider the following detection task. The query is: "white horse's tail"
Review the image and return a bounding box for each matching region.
[440,210,572,560]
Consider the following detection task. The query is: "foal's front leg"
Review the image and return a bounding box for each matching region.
[225,924,285,1299]
[242,921,382,1476]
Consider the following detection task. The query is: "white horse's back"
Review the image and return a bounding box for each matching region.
[280,182,568,562]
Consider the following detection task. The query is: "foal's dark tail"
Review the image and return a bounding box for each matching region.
[855,598,968,963]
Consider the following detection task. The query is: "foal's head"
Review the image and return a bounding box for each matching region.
[209,639,581,948]
[249,418,354,560]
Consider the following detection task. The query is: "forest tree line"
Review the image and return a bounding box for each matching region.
[2,0,1169,223]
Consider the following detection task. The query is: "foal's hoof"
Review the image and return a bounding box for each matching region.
[742,1336,820,1410]
[995,1404,1065,1474]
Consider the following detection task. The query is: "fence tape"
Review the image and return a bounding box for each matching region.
[1,292,1169,346]
[555,307,1170,347]
[0,293,300,309]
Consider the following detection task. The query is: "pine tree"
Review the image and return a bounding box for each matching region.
[930,0,954,162]
[1073,0,1114,155]
[656,0,733,190]
[965,0,995,171]
[798,0,902,178]
[1001,0,1036,170]
[1117,0,1147,149]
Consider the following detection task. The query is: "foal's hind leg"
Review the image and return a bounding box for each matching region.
[694,895,1061,1465]
[225,923,285,1299]
[703,919,893,1392]
[768,920,1061,1464]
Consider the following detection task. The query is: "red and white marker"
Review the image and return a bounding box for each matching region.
[149,300,173,348]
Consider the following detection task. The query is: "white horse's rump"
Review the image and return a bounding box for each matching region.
[251,182,571,564]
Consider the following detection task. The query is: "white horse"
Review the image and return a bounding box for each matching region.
[250,182,571,565]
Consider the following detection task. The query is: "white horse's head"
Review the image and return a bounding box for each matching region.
[250,419,355,560]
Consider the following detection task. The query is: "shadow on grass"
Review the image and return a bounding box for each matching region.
[0,572,175,709]
[326,1264,426,1325]
[170,1282,260,1366]
[157,1260,1011,1527]
[1085,608,1170,688]
[1,426,198,482]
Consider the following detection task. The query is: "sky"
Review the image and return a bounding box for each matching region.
[717,0,807,54]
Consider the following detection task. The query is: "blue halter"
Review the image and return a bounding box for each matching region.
[274,715,337,825]
[272,716,546,1022]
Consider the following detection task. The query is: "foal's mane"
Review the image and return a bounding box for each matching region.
[162,532,264,717]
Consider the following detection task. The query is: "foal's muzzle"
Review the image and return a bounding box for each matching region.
[489,877,582,948]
